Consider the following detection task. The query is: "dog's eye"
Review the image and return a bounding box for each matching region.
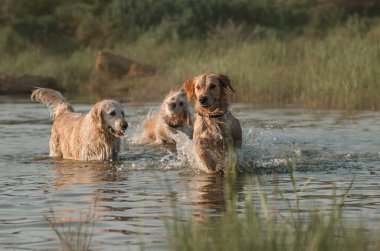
[210,83,216,89]
[179,101,183,107]
[109,111,116,116]
[196,85,201,90]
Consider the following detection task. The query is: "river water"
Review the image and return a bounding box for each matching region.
[1,98,380,250]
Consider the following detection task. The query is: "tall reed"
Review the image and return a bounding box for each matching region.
[45,203,96,251]
[167,162,380,251]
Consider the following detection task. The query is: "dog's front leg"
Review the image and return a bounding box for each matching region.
[195,144,223,173]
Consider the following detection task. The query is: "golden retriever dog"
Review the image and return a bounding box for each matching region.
[31,88,128,161]
[143,89,193,144]
[183,73,242,173]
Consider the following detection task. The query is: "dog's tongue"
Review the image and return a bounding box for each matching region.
[117,130,125,136]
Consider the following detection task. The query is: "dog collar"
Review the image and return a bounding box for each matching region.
[196,111,227,119]
[166,121,181,128]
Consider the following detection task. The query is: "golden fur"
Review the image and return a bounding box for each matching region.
[144,89,193,144]
[183,73,242,173]
[31,88,128,161]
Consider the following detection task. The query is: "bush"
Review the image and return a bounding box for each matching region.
[3,0,380,50]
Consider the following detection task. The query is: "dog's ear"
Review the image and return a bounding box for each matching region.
[217,74,236,94]
[178,89,187,98]
[90,102,104,130]
[182,78,195,100]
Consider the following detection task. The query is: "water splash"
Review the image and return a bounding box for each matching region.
[125,107,301,173]
[172,132,202,173]
[172,126,301,174]
[238,126,301,173]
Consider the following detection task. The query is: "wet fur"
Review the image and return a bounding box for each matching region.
[183,73,242,173]
[144,90,193,144]
[31,88,128,161]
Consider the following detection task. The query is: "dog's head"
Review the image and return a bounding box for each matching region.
[161,89,192,126]
[182,73,235,113]
[90,100,128,137]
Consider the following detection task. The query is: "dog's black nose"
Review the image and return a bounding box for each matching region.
[199,96,208,105]
[121,122,128,131]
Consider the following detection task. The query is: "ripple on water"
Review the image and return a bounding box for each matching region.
[1,102,380,250]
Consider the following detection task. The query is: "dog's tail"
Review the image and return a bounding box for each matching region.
[31,88,74,120]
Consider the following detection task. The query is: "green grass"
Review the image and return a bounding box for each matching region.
[45,203,96,251]
[1,18,380,109]
[43,163,380,251]
[167,163,380,251]
[164,18,380,110]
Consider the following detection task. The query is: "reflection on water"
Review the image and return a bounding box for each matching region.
[51,159,126,190]
[0,99,380,250]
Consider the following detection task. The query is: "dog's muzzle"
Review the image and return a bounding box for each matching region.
[108,122,128,137]
[199,96,216,108]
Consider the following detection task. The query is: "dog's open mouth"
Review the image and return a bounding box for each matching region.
[108,126,126,137]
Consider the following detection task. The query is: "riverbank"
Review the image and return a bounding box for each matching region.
[1,18,380,109]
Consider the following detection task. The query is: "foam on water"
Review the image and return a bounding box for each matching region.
[171,126,301,174]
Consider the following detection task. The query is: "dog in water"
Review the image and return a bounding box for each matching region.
[182,73,242,173]
[143,89,193,144]
[31,88,128,161]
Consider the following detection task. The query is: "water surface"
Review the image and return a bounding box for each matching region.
[1,99,380,250]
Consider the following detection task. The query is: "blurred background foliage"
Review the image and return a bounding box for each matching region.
[1,0,379,51]
[1,0,380,108]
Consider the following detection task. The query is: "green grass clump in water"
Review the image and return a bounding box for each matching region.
[167,162,380,251]
[45,203,96,251]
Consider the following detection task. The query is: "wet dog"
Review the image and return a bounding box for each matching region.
[31,88,128,161]
[143,89,193,144]
[183,73,242,173]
